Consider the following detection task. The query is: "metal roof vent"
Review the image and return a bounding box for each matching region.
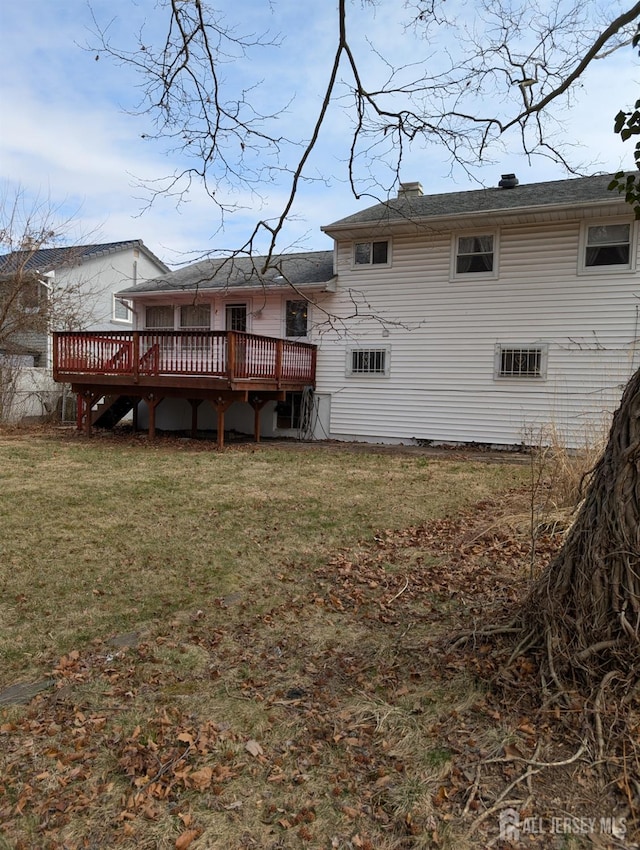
[498,173,519,189]
[397,181,424,198]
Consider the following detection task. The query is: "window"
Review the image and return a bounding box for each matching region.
[276,392,303,429]
[145,305,174,329]
[584,223,631,268]
[455,234,495,275]
[225,303,247,332]
[347,347,389,376]
[180,304,210,328]
[21,279,46,313]
[285,300,308,337]
[353,240,389,266]
[113,296,132,323]
[495,345,546,379]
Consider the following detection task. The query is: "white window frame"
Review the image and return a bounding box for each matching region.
[451,231,499,280]
[351,239,392,268]
[225,302,250,332]
[578,219,636,273]
[346,346,391,377]
[113,296,133,324]
[284,298,310,339]
[494,344,548,380]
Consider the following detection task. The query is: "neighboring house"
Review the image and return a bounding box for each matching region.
[0,241,169,421]
[53,174,640,448]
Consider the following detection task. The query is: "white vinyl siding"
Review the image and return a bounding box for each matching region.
[60,247,167,333]
[318,217,639,448]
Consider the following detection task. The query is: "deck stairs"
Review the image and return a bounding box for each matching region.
[91,395,136,428]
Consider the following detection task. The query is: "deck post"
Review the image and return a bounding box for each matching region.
[76,392,84,432]
[211,397,233,450]
[250,397,268,443]
[82,390,96,436]
[189,399,202,438]
[146,394,162,440]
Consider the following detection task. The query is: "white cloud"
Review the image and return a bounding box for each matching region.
[0,0,637,269]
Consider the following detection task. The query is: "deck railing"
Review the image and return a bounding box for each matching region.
[53,331,317,385]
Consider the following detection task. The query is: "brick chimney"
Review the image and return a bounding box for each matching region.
[397,182,424,198]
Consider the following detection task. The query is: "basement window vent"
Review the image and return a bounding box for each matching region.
[495,345,547,379]
[347,347,390,376]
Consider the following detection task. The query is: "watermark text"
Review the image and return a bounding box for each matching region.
[499,808,627,844]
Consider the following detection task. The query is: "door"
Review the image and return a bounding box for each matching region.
[225,304,247,332]
[225,304,248,375]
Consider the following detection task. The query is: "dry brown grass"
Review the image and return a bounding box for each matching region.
[0,429,627,850]
[0,429,525,688]
[530,424,605,512]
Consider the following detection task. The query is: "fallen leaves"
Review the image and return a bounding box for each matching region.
[2,491,623,849]
[186,766,213,791]
[244,739,264,758]
[175,828,201,849]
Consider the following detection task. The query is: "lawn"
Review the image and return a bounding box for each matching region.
[0,431,629,849]
[0,433,523,687]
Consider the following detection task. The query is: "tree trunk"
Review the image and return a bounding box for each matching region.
[522,365,640,691]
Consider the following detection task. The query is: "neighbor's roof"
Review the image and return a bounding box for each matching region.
[119,250,335,295]
[323,173,629,232]
[0,240,169,275]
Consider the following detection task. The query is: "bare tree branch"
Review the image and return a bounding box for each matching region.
[90,0,640,260]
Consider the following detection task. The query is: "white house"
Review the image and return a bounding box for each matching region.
[0,240,169,422]
[58,174,639,448]
[317,172,640,448]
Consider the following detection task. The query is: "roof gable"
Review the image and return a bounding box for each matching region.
[0,240,169,276]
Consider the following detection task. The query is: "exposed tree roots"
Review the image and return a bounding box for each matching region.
[454,368,640,833]
[520,365,640,690]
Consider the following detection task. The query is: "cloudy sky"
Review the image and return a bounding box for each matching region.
[0,0,637,267]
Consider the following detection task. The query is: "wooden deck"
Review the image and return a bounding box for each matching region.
[53,331,317,447]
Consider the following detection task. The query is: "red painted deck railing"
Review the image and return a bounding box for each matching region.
[53,331,317,385]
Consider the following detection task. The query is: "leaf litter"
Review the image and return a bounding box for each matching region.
[1,490,634,849]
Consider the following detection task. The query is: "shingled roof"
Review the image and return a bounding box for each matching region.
[323,172,628,232]
[0,241,169,276]
[119,250,335,295]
